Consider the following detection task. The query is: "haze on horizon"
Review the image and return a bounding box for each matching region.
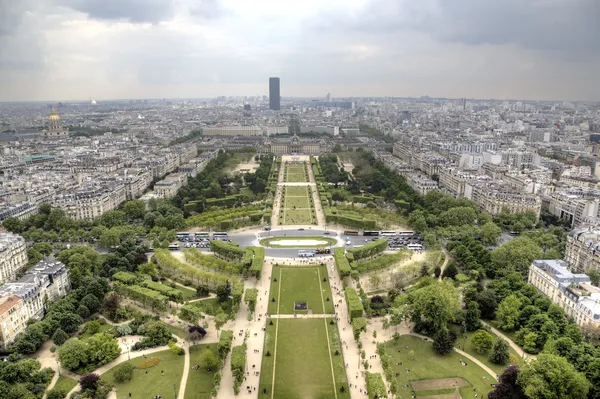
[1,0,599,102]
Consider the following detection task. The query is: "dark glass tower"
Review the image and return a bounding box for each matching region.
[269,77,280,110]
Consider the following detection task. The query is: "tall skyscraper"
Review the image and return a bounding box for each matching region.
[269,77,280,110]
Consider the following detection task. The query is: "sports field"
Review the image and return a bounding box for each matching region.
[259,318,350,399]
[279,185,316,225]
[284,162,308,183]
[384,335,496,399]
[268,265,334,314]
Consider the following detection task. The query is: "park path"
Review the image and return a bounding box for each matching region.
[438,248,450,281]
[481,321,534,360]
[270,160,286,228]
[326,260,363,398]
[215,259,275,399]
[177,342,191,399]
[306,157,326,228]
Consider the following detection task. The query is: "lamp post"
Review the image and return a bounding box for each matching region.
[173,384,177,399]
[57,360,61,376]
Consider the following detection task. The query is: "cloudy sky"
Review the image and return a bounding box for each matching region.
[1,0,598,102]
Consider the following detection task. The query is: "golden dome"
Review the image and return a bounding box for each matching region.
[49,108,60,121]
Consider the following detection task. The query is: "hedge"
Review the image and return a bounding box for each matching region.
[185,204,265,227]
[183,248,243,274]
[366,372,388,399]
[244,288,257,313]
[218,330,234,359]
[179,304,204,324]
[347,238,388,261]
[210,240,246,262]
[231,344,247,394]
[114,282,168,311]
[249,247,264,278]
[206,194,245,208]
[345,288,364,321]
[155,249,244,305]
[242,248,254,269]
[112,271,138,285]
[376,342,393,384]
[334,248,351,278]
[352,317,367,340]
[139,280,184,303]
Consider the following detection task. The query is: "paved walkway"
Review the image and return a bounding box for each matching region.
[269,313,336,319]
[481,321,534,360]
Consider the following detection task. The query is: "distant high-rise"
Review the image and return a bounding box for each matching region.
[269,77,280,110]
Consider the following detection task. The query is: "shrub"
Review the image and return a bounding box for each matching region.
[113,363,134,383]
[79,373,100,391]
[47,389,67,399]
[52,328,68,346]
[138,358,161,369]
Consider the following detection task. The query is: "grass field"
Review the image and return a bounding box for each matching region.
[384,335,496,399]
[185,344,220,399]
[259,236,337,248]
[280,185,315,225]
[79,323,113,341]
[52,375,78,394]
[102,349,185,399]
[259,318,350,399]
[285,163,308,183]
[268,265,334,314]
[166,281,197,299]
[167,324,189,340]
[187,297,232,316]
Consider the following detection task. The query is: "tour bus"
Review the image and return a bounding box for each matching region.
[407,243,423,251]
[398,231,416,237]
[363,231,380,237]
[195,232,210,239]
[509,231,520,236]
[343,230,359,236]
[298,250,315,257]
[176,232,191,240]
[316,248,331,254]
[381,231,397,237]
[212,232,228,239]
[168,243,181,251]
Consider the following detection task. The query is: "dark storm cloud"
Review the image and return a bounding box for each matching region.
[322,0,600,58]
[58,0,176,23]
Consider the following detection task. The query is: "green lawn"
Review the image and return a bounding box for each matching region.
[281,209,314,225]
[52,375,78,393]
[285,164,308,183]
[168,282,197,299]
[259,318,349,399]
[449,326,518,375]
[280,186,315,225]
[102,349,185,399]
[185,344,219,399]
[268,265,334,314]
[259,236,337,248]
[384,335,496,399]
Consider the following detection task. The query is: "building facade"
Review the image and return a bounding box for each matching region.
[528,259,600,327]
[269,77,280,110]
[0,296,27,350]
[0,233,27,284]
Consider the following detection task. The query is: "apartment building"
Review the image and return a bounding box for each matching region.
[0,232,27,284]
[409,174,438,196]
[466,182,541,217]
[528,259,600,327]
[564,225,600,274]
[121,169,153,200]
[154,173,187,199]
[0,296,27,350]
[203,126,263,136]
[546,193,600,227]
[53,184,127,220]
[0,260,70,348]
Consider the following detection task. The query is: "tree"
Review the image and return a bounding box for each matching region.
[214,312,228,336]
[199,349,220,371]
[496,294,522,331]
[216,281,232,303]
[59,339,89,371]
[480,222,502,246]
[102,292,121,321]
[86,333,121,366]
[434,267,441,278]
[113,363,134,383]
[465,302,481,331]
[144,321,172,346]
[588,269,600,286]
[490,237,543,278]
[420,263,429,277]
[122,200,146,222]
[86,320,101,335]
[77,304,90,319]
[1,216,24,233]
[517,354,590,399]
[52,328,68,346]
[368,274,382,289]
[80,294,101,314]
[405,280,460,334]
[488,365,525,399]
[471,330,494,353]
[442,262,458,280]
[433,328,454,355]
[79,373,100,391]
[489,338,510,365]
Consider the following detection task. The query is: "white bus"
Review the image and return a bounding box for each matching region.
[407,243,423,251]
[298,250,315,257]
[168,243,181,251]
[398,231,415,237]
[381,231,397,237]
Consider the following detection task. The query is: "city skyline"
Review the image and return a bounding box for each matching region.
[1,0,599,102]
